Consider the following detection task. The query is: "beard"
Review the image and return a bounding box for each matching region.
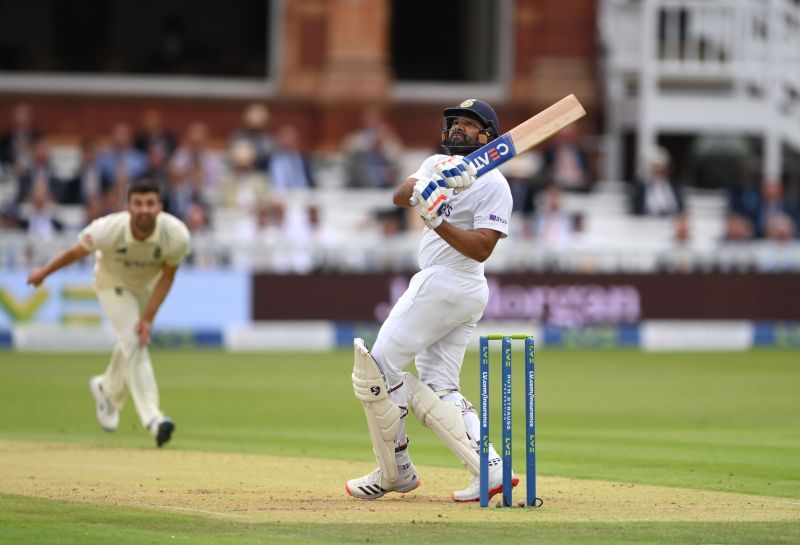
[133,213,156,233]
[442,128,481,155]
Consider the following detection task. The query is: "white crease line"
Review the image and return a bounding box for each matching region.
[153,504,253,519]
[754,498,800,508]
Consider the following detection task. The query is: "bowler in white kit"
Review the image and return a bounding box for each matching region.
[347,99,515,502]
[28,179,190,447]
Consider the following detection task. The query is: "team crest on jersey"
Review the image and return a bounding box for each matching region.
[154,246,162,259]
[459,99,476,108]
[115,246,127,254]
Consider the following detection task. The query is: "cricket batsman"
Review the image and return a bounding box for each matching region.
[27,179,190,447]
[347,99,515,502]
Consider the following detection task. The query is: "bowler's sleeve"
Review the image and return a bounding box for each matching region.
[77,216,111,251]
[165,222,191,267]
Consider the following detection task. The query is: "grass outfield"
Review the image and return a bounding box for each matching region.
[0,349,798,544]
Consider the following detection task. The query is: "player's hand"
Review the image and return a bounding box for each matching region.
[27,268,47,287]
[412,175,448,229]
[135,319,152,347]
[433,155,477,192]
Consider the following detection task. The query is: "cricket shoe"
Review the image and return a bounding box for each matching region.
[89,376,119,432]
[151,418,175,448]
[452,465,519,502]
[345,463,421,500]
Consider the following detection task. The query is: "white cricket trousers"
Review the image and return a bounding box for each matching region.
[95,286,164,429]
[372,265,489,391]
[370,265,495,468]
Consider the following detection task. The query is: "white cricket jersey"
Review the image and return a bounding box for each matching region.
[78,211,191,291]
[411,154,513,276]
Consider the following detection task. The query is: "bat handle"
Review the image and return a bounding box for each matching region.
[409,195,419,206]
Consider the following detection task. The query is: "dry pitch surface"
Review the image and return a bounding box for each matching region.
[2,440,798,524]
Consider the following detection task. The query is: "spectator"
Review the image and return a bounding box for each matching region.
[97,123,147,210]
[134,108,177,157]
[0,102,42,177]
[757,212,800,271]
[501,151,541,231]
[162,165,199,222]
[342,107,404,189]
[727,158,761,221]
[184,200,211,233]
[15,181,64,240]
[229,103,273,170]
[231,201,286,270]
[765,212,796,242]
[630,146,684,216]
[754,181,797,239]
[541,123,592,193]
[170,121,223,205]
[268,124,315,192]
[533,184,577,249]
[375,207,406,237]
[60,137,112,223]
[219,140,272,210]
[4,140,60,222]
[657,213,699,273]
[723,213,756,242]
[273,204,337,274]
[140,141,172,192]
[62,137,104,203]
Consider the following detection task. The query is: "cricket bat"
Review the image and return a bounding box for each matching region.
[410,94,586,205]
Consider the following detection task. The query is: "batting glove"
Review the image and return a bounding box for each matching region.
[412,175,448,229]
[433,156,477,192]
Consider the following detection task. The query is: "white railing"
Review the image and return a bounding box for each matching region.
[599,0,800,178]
[4,227,800,274]
[602,0,800,87]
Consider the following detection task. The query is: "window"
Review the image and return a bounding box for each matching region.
[0,0,279,97]
[390,0,511,101]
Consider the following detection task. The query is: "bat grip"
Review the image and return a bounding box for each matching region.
[409,195,419,206]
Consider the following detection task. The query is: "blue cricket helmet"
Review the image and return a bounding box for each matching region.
[441,99,501,155]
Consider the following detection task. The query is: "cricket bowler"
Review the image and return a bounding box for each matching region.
[27,179,190,447]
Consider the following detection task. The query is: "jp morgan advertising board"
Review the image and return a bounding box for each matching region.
[253,273,800,325]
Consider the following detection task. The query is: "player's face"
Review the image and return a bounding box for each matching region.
[128,191,162,232]
[448,116,482,144]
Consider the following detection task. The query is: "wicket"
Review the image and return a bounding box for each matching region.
[479,334,543,508]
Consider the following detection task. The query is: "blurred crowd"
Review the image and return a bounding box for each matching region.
[0,101,413,272]
[1,101,799,273]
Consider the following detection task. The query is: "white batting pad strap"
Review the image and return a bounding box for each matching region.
[404,373,480,475]
[352,338,401,483]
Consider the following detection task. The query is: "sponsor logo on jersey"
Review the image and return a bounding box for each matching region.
[122,259,159,268]
[489,214,508,225]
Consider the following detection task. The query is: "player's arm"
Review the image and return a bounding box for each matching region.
[136,264,179,346]
[431,224,502,263]
[393,178,418,208]
[27,243,90,287]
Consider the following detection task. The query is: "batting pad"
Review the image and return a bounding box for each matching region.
[352,338,401,484]
[405,373,480,475]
